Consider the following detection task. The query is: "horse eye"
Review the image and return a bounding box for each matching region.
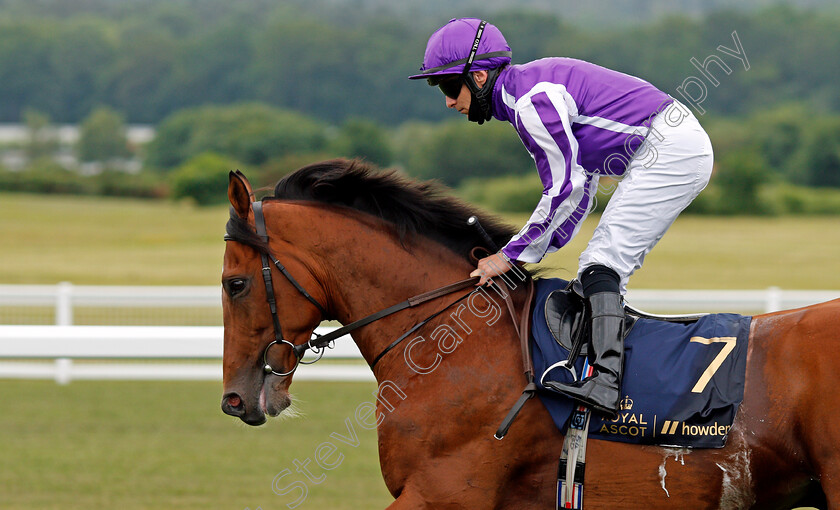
[225,278,249,297]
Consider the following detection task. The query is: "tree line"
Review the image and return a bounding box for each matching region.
[0,2,839,126]
[148,101,840,214]
[7,100,838,216]
[1,2,839,215]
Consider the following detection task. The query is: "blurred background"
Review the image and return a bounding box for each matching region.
[1,0,839,212]
[0,1,838,508]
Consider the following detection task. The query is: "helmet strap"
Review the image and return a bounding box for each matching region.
[465,66,502,125]
[460,20,499,125]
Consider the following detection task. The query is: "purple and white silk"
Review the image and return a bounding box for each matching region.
[492,58,710,288]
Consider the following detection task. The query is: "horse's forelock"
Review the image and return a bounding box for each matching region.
[225,209,267,252]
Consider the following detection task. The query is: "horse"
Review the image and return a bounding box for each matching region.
[220,158,840,509]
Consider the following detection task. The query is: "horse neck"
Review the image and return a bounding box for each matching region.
[275,203,518,375]
[338,232,472,359]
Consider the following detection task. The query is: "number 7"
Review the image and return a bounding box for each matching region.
[689,336,737,393]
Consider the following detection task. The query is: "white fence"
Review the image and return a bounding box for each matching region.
[0,283,837,383]
[0,283,222,326]
[0,325,369,384]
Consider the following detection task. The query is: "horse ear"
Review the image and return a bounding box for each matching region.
[228,170,254,219]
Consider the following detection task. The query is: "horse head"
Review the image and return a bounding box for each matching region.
[220,159,520,427]
[220,171,328,425]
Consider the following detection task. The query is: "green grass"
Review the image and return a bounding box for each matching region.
[0,377,822,509]
[0,193,228,286]
[506,213,840,290]
[0,193,832,508]
[1,192,839,289]
[0,379,393,509]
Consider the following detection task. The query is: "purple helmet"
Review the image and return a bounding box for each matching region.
[408,18,511,80]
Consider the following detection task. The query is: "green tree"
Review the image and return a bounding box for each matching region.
[258,151,339,188]
[0,23,60,121]
[408,120,533,186]
[714,149,770,215]
[793,117,840,188]
[49,20,117,121]
[328,118,393,168]
[160,24,252,110]
[747,104,809,180]
[23,109,58,162]
[145,103,328,171]
[493,11,568,63]
[458,173,543,213]
[169,152,240,206]
[103,25,178,123]
[77,106,130,162]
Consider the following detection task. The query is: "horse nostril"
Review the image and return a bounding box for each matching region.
[221,393,245,417]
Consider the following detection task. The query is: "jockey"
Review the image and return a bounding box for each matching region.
[409,18,714,418]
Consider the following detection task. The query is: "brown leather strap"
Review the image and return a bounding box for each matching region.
[407,277,480,306]
[366,277,478,370]
[519,279,537,382]
[493,278,537,382]
[495,278,538,440]
[300,277,480,359]
[494,381,537,440]
[496,284,521,338]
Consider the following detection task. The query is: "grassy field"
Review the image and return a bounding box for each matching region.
[1,192,839,289]
[0,379,392,509]
[0,192,834,508]
[0,193,229,286]
[512,213,840,290]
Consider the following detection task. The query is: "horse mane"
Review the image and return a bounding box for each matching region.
[267,158,518,261]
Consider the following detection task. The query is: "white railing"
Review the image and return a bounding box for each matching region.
[626,288,839,314]
[0,325,369,384]
[3,282,839,323]
[0,283,222,326]
[0,283,837,383]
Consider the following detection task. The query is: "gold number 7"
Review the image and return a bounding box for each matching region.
[689,336,737,393]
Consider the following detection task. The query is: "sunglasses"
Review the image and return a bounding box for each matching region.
[431,76,464,99]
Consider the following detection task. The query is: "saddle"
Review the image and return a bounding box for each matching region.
[532,277,750,449]
[544,279,705,360]
[536,278,751,509]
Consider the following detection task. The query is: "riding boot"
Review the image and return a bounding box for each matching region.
[545,291,625,419]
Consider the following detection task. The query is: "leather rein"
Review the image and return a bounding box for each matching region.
[226,200,538,439]
[226,200,481,377]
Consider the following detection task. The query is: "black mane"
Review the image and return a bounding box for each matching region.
[230,158,518,261]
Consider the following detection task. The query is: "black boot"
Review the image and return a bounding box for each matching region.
[545,290,625,419]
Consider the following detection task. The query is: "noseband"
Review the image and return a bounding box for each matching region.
[225,200,479,377]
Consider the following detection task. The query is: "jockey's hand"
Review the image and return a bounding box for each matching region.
[470,252,512,286]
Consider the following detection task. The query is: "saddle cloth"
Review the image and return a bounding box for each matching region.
[531,278,751,448]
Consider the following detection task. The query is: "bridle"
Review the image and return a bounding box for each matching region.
[226,200,539,440]
[224,200,479,377]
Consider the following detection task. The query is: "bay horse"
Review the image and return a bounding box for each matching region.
[220,159,840,509]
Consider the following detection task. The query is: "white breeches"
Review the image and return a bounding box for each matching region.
[578,101,714,293]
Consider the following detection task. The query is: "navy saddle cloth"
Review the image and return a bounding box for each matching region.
[531,278,751,448]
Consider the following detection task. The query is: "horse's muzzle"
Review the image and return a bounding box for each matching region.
[221,392,266,426]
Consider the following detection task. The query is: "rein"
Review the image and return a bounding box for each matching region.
[227,200,480,377]
[229,201,539,439]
